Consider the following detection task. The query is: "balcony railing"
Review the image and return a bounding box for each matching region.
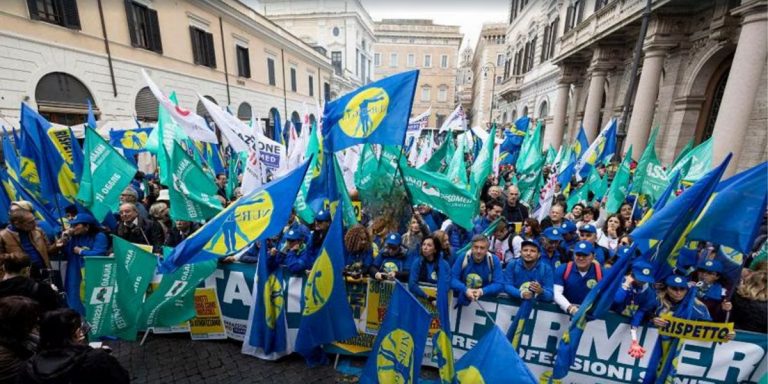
[497,75,524,101]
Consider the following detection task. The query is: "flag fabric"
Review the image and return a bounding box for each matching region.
[408,107,430,134]
[168,141,223,221]
[545,145,557,165]
[400,160,477,230]
[360,283,431,384]
[507,298,534,350]
[572,124,589,159]
[0,173,11,225]
[292,129,320,224]
[631,127,668,205]
[671,139,694,170]
[638,170,682,226]
[445,137,469,187]
[332,155,358,227]
[159,160,311,273]
[438,105,468,134]
[669,137,713,183]
[469,125,496,197]
[498,124,526,167]
[323,70,418,152]
[1,169,60,231]
[574,119,616,179]
[605,146,633,214]
[421,135,453,173]
[139,255,217,328]
[3,133,21,182]
[86,99,97,129]
[295,208,357,359]
[688,161,768,254]
[642,287,698,384]
[142,69,217,143]
[597,118,617,164]
[432,260,454,384]
[243,242,289,360]
[83,256,117,340]
[109,128,153,154]
[631,155,731,281]
[516,121,545,207]
[456,326,536,384]
[76,127,137,222]
[111,236,157,340]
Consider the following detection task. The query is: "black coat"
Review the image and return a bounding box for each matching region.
[116,217,164,253]
[731,293,768,333]
[18,344,129,384]
[0,276,60,312]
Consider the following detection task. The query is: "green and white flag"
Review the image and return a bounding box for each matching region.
[401,160,476,230]
[586,167,607,202]
[77,127,137,221]
[669,137,713,184]
[545,145,557,165]
[84,256,117,340]
[295,125,321,223]
[139,254,217,328]
[605,146,633,214]
[671,139,694,170]
[111,236,157,340]
[169,141,223,222]
[631,127,668,205]
[421,135,454,173]
[469,125,496,197]
[516,122,543,207]
[445,138,468,187]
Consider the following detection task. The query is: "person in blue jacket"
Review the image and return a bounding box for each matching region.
[503,239,554,302]
[559,220,579,252]
[451,234,504,306]
[554,241,603,315]
[694,258,731,320]
[613,260,657,327]
[279,229,309,275]
[55,213,109,315]
[651,274,712,327]
[540,227,567,270]
[446,222,470,256]
[305,209,331,266]
[473,200,504,236]
[576,224,610,265]
[408,235,451,306]
[369,233,411,282]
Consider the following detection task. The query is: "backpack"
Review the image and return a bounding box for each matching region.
[461,250,495,283]
[563,260,603,282]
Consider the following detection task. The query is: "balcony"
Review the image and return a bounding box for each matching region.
[554,0,671,62]
[497,75,524,101]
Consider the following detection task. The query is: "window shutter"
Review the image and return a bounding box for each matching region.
[148,9,163,53]
[205,32,216,68]
[62,0,81,30]
[124,1,139,47]
[565,6,573,32]
[190,27,200,64]
[26,0,39,20]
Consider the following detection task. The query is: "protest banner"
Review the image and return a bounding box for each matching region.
[189,288,227,340]
[658,314,735,343]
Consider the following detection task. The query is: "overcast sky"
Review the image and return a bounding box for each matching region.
[360,0,509,50]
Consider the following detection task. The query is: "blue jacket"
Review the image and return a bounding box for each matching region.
[369,245,412,282]
[503,258,554,302]
[554,262,601,305]
[541,248,566,271]
[472,216,492,236]
[451,251,503,305]
[346,247,374,271]
[408,257,451,300]
[282,245,309,274]
[612,283,657,326]
[653,297,712,322]
[696,282,725,302]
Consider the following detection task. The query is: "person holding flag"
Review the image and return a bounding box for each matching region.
[503,240,554,302]
[554,241,603,315]
[408,235,451,306]
[693,259,731,321]
[369,233,412,283]
[612,260,657,359]
[0,209,54,281]
[450,234,504,306]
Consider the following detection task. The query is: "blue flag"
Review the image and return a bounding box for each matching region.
[68,128,84,183]
[109,128,153,154]
[360,282,431,384]
[598,118,617,164]
[3,134,21,183]
[573,124,589,159]
[507,298,534,351]
[631,156,731,281]
[246,242,288,358]
[158,159,311,273]
[295,207,357,360]
[86,99,97,129]
[0,169,60,232]
[456,326,536,384]
[323,70,418,152]
[0,172,10,224]
[688,162,768,254]
[643,287,698,384]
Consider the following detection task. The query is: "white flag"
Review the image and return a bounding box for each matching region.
[439,105,467,133]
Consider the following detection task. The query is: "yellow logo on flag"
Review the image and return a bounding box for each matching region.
[303,250,334,315]
[120,130,149,150]
[263,274,284,329]
[20,157,39,186]
[466,273,483,289]
[377,329,415,384]
[457,366,485,384]
[204,191,273,255]
[340,88,389,138]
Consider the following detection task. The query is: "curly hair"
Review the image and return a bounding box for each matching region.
[344,224,372,253]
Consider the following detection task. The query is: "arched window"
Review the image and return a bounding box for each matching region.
[268,107,280,141]
[237,102,252,121]
[696,58,732,143]
[522,105,529,117]
[291,111,302,136]
[35,72,95,125]
[309,113,317,127]
[538,101,549,119]
[135,87,158,122]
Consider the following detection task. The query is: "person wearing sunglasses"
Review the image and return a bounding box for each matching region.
[651,275,712,329]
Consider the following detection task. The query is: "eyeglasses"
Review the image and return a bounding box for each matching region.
[80,320,92,336]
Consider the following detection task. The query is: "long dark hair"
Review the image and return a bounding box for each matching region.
[0,296,40,352]
[416,235,444,282]
[39,309,82,349]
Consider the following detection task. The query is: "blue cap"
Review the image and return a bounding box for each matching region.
[520,239,541,252]
[285,229,302,241]
[560,220,577,234]
[665,274,689,288]
[579,224,597,234]
[573,241,594,255]
[631,261,655,284]
[69,213,98,227]
[315,209,331,221]
[697,259,723,274]
[542,227,563,241]
[385,232,402,246]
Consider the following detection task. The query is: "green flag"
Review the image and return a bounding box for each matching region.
[445,138,468,186]
[631,127,668,205]
[400,159,476,230]
[169,141,223,222]
[149,92,189,186]
[515,122,543,207]
[669,137,713,183]
[605,146,633,214]
[671,139,694,169]
[586,167,607,201]
[567,183,589,212]
[545,145,557,165]
[333,154,358,227]
[225,151,246,200]
[84,256,117,340]
[354,143,377,195]
[469,125,496,197]
[296,126,321,223]
[139,254,217,328]
[421,135,453,173]
[516,121,543,172]
[111,236,157,340]
[77,127,137,221]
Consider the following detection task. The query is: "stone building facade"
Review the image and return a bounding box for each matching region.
[0,0,333,139]
[373,19,463,128]
[469,23,508,128]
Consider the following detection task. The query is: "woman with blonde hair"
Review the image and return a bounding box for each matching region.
[731,270,767,333]
[431,230,454,265]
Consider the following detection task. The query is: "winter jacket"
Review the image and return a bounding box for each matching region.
[18,344,129,384]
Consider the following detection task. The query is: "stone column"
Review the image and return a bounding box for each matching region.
[624,46,668,159]
[711,1,768,176]
[567,82,584,140]
[545,82,571,150]
[582,69,607,141]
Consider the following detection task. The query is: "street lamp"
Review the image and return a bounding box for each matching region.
[482,62,497,125]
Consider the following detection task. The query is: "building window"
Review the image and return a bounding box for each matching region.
[374,53,381,67]
[28,0,80,29]
[541,25,551,62]
[125,1,162,53]
[332,27,340,37]
[356,48,359,76]
[267,57,276,86]
[290,68,297,92]
[35,72,93,125]
[308,75,314,97]
[441,54,448,68]
[438,86,448,102]
[324,82,331,102]
[424,54,432,68]
[529,35,537,69]
[565,1,584,32]
[134,87,158,122]
[237,102,252,121]
[390,53,398,67]
[548,18,559,59]
[331,51,342,75]
[407,53,415,67]
[421,86,431,102]
[509,0,518,23]
[236,46,250,78]
[190,26,216,68]
[497,54,504,67]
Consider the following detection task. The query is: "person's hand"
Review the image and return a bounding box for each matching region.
[291,243,301,252]
[521,290,533,300]
[622,275,634,290]
[269,248,277,256]
[726,331,736,341]
[721,301,732,312]
[220,256,236,264]
[652,317,669,328]
[465,289,475,300]
[529,281,543,294]
[73,246,83,255]
[388,271,396,280]
[54,239,65,248]
[375,272,384,281]
[475,288,484,299]
[567,305,579,315]
[627,340,646,359]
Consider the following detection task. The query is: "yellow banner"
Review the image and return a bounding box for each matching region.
[658,314,734,343]
[189,288,227,340]
[364,279,446,337]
